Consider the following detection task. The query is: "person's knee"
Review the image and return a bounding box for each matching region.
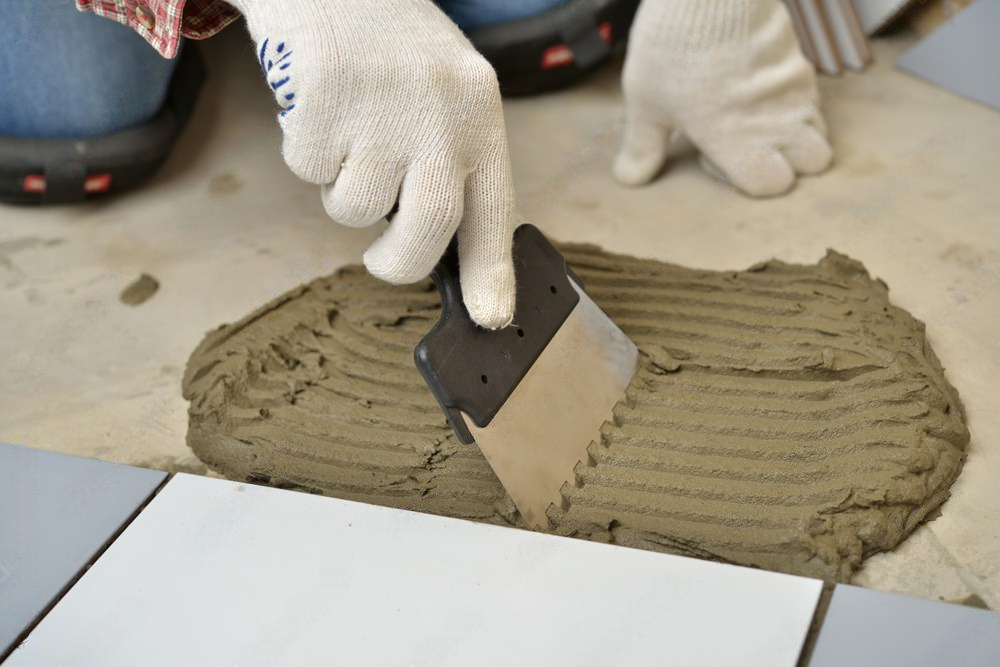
[0,1,177,138]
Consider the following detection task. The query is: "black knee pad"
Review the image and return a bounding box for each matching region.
[467,0,641,96]
[0,43,205,206]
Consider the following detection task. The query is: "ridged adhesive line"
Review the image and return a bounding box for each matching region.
[183,246,967,581]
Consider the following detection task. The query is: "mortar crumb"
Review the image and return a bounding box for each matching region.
[120,274,160,306]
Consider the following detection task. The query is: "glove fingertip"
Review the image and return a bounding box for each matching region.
[466,289,516,330]
[459,256,516,330]
[362,247,419,285]
[613,151,660,187]
[613,126,674,187]
[785,131,833,176]
[698,153,795,198]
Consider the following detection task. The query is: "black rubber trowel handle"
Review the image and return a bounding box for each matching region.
[415,225,581,444]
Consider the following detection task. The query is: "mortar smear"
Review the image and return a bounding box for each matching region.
[182,246,968,581]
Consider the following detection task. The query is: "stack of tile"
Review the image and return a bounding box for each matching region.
[783,0,873,75]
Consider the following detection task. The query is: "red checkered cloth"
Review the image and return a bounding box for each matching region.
[76,0,241,58]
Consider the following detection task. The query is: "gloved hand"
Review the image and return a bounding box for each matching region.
[224,0,517,328]
[614,0,833,197]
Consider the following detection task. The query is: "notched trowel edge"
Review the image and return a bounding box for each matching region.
[415,225,639,529]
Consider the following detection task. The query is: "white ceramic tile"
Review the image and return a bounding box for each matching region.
[810,584,1000,667]
[897,0,1000,112]
[0,444,166,658]
[851,528,977,604]
[7,474,822,667]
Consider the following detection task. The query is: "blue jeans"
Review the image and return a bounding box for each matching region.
[0,0,569,139]
[437,0,571,31]
[0,0,177,138]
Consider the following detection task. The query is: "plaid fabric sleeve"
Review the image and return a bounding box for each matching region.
[76,0,241,58]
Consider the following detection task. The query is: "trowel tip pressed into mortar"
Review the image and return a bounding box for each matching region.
[415,224,639,529]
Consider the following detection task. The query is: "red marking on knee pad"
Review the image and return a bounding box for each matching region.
[540,22,613,70]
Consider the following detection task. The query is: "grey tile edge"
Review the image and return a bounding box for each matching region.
[0,472,172,663]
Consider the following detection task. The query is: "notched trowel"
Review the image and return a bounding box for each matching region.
[415,225,638,529]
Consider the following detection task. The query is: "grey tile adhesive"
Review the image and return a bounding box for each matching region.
[809,584,1000,666]
[896,0,1000,113]
[183,244,969,582]
[0,443,166,658]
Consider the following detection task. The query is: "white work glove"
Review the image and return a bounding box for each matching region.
[225,0,517,328]
[614,0,833,197]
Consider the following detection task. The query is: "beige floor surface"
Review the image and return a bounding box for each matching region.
[1,27,997,607]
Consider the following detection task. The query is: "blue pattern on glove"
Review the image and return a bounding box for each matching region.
[259,38,296,116]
